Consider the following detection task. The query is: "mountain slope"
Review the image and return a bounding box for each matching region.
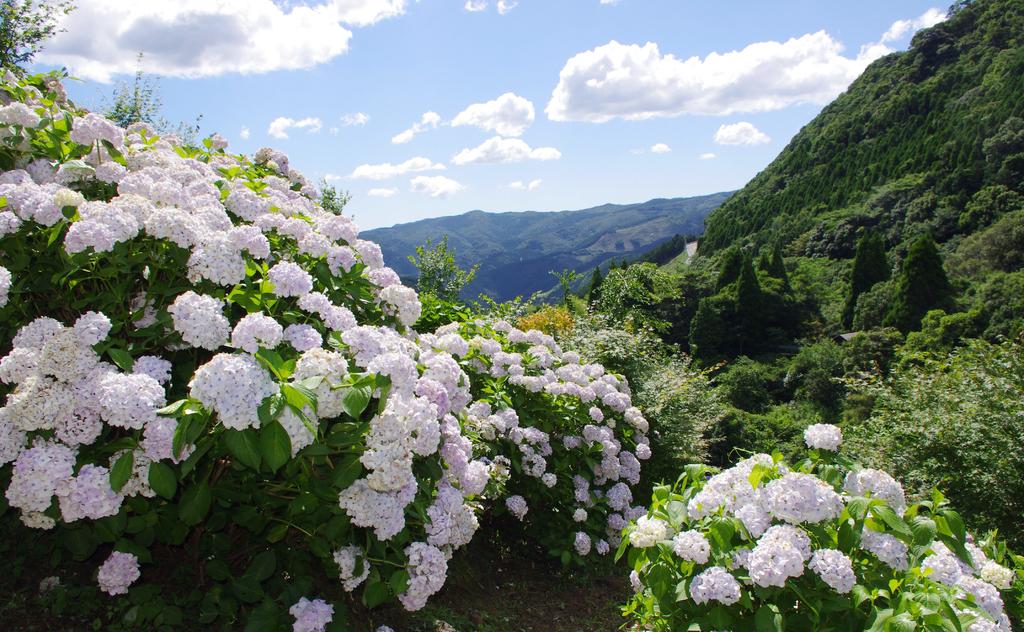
[362,193,731,301]
[700,0,1024,255]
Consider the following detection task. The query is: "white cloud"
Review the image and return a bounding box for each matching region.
[367,187,397,198]
[600,0,621,5]
[881,8,945,44]
[340,112,370,126]
[451,93,535,137]
[324,173,345,182]
[714,122,770,145]
[452,136,561,165]
[497,1,517,14]
[267,116,323,139]
[350,157,446,180]
[35,1,407,82]
[411,175,464,198]
[699,152,716,160]
[650,143,671,154]
[239,126,250,140]
[392,111,442,144]
[546,13,945,123]
[464,1,488,12]
[508,178,542,191]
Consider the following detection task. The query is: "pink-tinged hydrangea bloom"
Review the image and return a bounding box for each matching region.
[809,549,856,593]
[189,353,278,431]
[844,468,907,515]
[690,566,742,605]
[231,313,284,354]
[289,597,333,632]
[398,542,448,611]
[333,546,370,592]
[168,292,230,351]
[672,530,711,564]
[97,551,140,596]
[268,261,313,297]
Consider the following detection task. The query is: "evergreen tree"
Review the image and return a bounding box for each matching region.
[757,251,771,273]
[586,266,604,305]
[715,247,744,290]
[843,231,890,328]
[767,243,789,286]
[884,234,953,333]
[735,255,763,352]
[688,295,734,363]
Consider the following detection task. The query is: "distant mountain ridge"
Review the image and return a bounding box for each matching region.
[362,193,732,301]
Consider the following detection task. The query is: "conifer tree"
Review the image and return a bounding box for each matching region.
[843,231,890,328]
[736,255,763,351]
[587,266,604,305]
[884,234,953,333]
[767,243,789,286]
[715,247,744,290]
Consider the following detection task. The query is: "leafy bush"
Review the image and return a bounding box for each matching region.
[785,340,847,413]
[621,427,1022,631]
[846,339,1024,545]
[0,73,653,627]
[515,305,574,338]
[717,357,780,413]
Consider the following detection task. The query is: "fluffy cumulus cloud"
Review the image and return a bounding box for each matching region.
[650,143,671,154]
[410,175,464,198]
[451,93,535,137]
[546,10,947,122]
[497,1,518,14]
[699,152,716,160]
[36,1,408,82]
[464,1,487,12]
[367,187,397,198]
[452,137,561,165]
[239,127,250,140]
[267,117,323,140]
[350,157,446,180]
[392,112,442,144]
[509,179,542,191]
[714,122,770,145]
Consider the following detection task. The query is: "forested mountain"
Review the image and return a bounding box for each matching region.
[363,193,730,301]
[700,0,1024,257]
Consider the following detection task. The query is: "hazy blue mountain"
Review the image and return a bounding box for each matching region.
[362,193,732,301]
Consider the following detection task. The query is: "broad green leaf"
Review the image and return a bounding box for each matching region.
[107,348,134,372]
[147,462,177,500]
[178,482,212,526]
[109,451,134,493]
[259,421,291,473]
[245,551,277,583]
[243,600,281,632]
[332,454,363,490]
[224,429,262,470]
[341,386,372,420]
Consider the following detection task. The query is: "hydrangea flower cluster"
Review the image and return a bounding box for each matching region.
[0,72,650,621]
[623,424,1016,631]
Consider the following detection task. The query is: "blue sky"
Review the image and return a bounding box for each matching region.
[35,0,945,229]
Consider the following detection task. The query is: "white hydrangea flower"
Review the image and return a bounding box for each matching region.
[189,353,279,431]
[96,551,140,596]
[672,529,711,564]
[804,423,842,451]
[843,468,907,516]
[689,566,742,605]
[763,472,844,524]
[629,515,671,548]
[289,597,333,632]
[809,549,856,593]
[168,292,230,351]
[268,261,313,297]
[333,546,370,592]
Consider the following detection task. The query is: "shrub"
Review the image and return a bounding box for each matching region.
[0,73,653,626]
[621,426,1022,631]
[717,357,780,413]
[846,339,1024,545]
[515,304,574,338]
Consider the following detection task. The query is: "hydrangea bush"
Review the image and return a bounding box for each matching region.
[621,424,1021,631]
[0,72,651,628]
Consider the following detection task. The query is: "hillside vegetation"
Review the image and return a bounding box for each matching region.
[363,193,730,301]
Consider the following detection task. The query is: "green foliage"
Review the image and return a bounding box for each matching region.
[407,235,479,301]
[102,54,204,146]
[765,243,789,285]
[585,266,603,305]
[959,184,1024,232]
[716,357,780,413]
[968,270,1024,340]
[903,308,984,355]
[593,263,680,332]
[843,231,889,328]
[714,247,744,291]
[785,340,847,413]
[700,0,1024,255]
[949,210,1024,279]
[846,339,1024,544]
[723,402,826,463]
[852,279,895,331]
[884,234,953,333]
[318,184,350,215]
[0,0,74,74]
[843,328,904,376]
[550,267,578,306]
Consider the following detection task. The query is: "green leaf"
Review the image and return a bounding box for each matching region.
[178,482,212,526]
[107,348,134,372]
[871,504,912,539]
[282,383,316,411]
[157,399,188,417]
[755,605,783,632]
[257,393,285,426]
[341,386,372,420]
[243,600,281,632]
[259,421,291,473]
[363,579,391,609]
[109,451,134,493]
[266,523,288,543]
[910,516,938,546]
[389,570,410,594]
[224,429,262,470]
[245,551,277,583]
[332,454,363,490]
[147,462,177,500]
